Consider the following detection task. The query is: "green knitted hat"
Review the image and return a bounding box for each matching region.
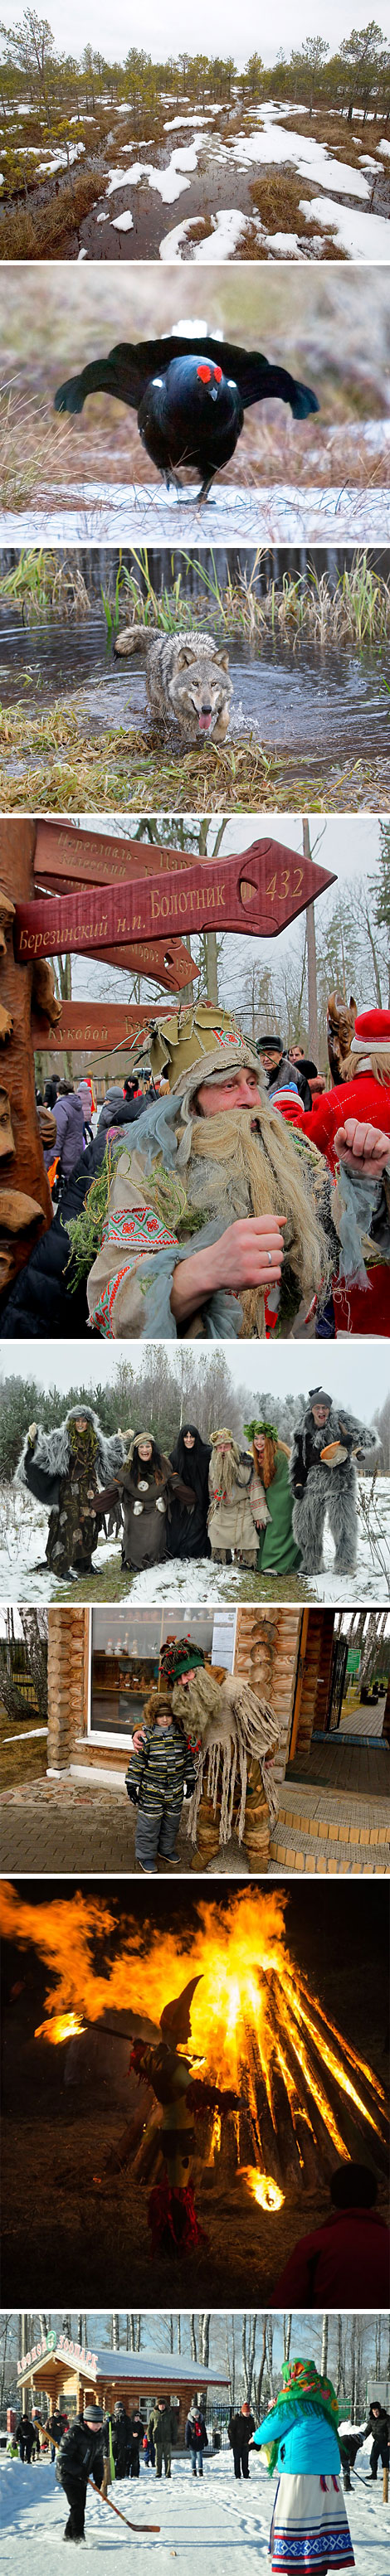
[159,1635,206,1686]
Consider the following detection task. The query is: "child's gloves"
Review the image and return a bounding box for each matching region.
[125,1780,139,1806]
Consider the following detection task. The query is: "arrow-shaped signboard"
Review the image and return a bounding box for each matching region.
[31,1002,178,1051]
[15,840,335,963]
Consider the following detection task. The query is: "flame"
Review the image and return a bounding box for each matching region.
[35,2012,85,2045]
[2,1882,388,2204]
[241,2166,285,2211]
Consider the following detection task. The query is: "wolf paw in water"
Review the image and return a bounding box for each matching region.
[115,625,232,745]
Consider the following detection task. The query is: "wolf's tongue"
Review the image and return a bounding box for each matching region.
[199,712,212,732]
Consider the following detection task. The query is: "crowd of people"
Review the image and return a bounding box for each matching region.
[16,1396,380,1585]
[7,2369,389,2552]
[2,997,389,1341]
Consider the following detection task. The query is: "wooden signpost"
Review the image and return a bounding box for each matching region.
[31,1001,178,1053]
[0,815,337,1294]
[15,838,336,962]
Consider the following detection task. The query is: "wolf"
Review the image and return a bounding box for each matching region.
[115,626,232,743]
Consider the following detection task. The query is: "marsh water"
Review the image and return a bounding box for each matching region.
[0,606,389,788]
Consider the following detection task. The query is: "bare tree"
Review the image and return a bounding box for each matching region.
[242,2316,257,2402]
[190,2316,197,2365]
[283,2316,292,2364]
[321,2316,329,2375]
[255,2318,268,2415]
[201,2316,211,2368]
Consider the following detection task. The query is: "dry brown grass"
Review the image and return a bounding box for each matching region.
[1,378,388,502]
[280,108,383,167]
[0,168,105,259]
[238,165,347,259]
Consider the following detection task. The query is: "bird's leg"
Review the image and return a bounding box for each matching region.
[195,473,217,506]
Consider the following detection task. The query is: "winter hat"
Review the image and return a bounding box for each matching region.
[351,1008,390,1055]
[309,1387,331,1405]
[273,1089,305,1127]
[124,1005,260,1098]
[256,1032,283,1051]
[159,1634,206,1686]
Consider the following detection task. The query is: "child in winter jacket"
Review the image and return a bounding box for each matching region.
[125,1688,196,1874]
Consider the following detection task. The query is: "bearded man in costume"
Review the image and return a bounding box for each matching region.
[15,1404,127,1577]
[289,1386,381,1576]
[85,1007,390,1342]
[207,1428,257,1567]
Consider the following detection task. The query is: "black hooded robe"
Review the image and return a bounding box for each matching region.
[168,1426,212,1560]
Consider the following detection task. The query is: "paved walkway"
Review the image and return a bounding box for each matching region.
[0,1778,243,1875]
[289,1738,390,1795]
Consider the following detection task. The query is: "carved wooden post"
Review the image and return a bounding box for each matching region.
[0,819,52,1292]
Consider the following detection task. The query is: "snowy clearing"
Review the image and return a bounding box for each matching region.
[1,2439,388,2576]
[1,1479,389,1608]
[1,481,389,550]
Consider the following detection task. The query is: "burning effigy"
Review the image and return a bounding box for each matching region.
[2,1880,388,2273]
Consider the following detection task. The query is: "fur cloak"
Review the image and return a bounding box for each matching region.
[289,1402,381,1575]
[16,1404,125,1509]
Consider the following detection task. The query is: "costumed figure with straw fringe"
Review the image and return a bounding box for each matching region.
[252,2358,355,2576]
[158,1636,280,1872]
[207,1427,258,1567]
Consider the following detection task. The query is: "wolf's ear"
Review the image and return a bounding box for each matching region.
[177,645,193,669]
[217,651,230,672]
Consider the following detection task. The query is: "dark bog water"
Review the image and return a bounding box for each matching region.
[0,606,388,770]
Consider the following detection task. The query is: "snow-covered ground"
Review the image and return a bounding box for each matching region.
[1,480,389,549]
[2,1478,389,1606]
[1,2441,388,2573]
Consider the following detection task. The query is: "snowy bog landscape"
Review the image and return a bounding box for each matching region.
[2,90,390,264]
[1,2438,389,2572]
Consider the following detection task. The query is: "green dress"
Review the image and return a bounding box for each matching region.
[256,1452,301,1574]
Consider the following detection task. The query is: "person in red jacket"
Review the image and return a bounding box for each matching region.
[302,1008,390,1334]
[271,2163,390,2306]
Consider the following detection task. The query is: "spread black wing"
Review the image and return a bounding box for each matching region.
[55,333,319,421]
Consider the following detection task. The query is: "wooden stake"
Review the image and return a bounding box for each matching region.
[383,2467,388,2503]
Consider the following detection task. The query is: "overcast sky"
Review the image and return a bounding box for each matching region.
[1,1,387,67]
[0,1339,387,1412]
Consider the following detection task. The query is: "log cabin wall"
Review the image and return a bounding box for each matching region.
[292,1609,335,1760]
[234,1608,301,1786]
[47,1607,89,1770]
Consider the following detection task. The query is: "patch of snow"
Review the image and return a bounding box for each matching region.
[111,208,134,231]
[37,141,85,173]
[378,136,390,153]
[359,154,383,169]
[77,245,88,258]
[163,113,213,129]
[95,211,110,222]
[159,216,202,259]
[160,206,247,259]
[105,138,206,205]
[1,1478,388,1609]
[300,192,390,258]
[231,124,371,198]
[193,207,248,259]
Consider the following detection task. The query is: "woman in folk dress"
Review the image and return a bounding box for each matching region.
[252,2358,355,2576]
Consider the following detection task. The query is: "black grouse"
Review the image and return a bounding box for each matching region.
[55,332,319,503]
